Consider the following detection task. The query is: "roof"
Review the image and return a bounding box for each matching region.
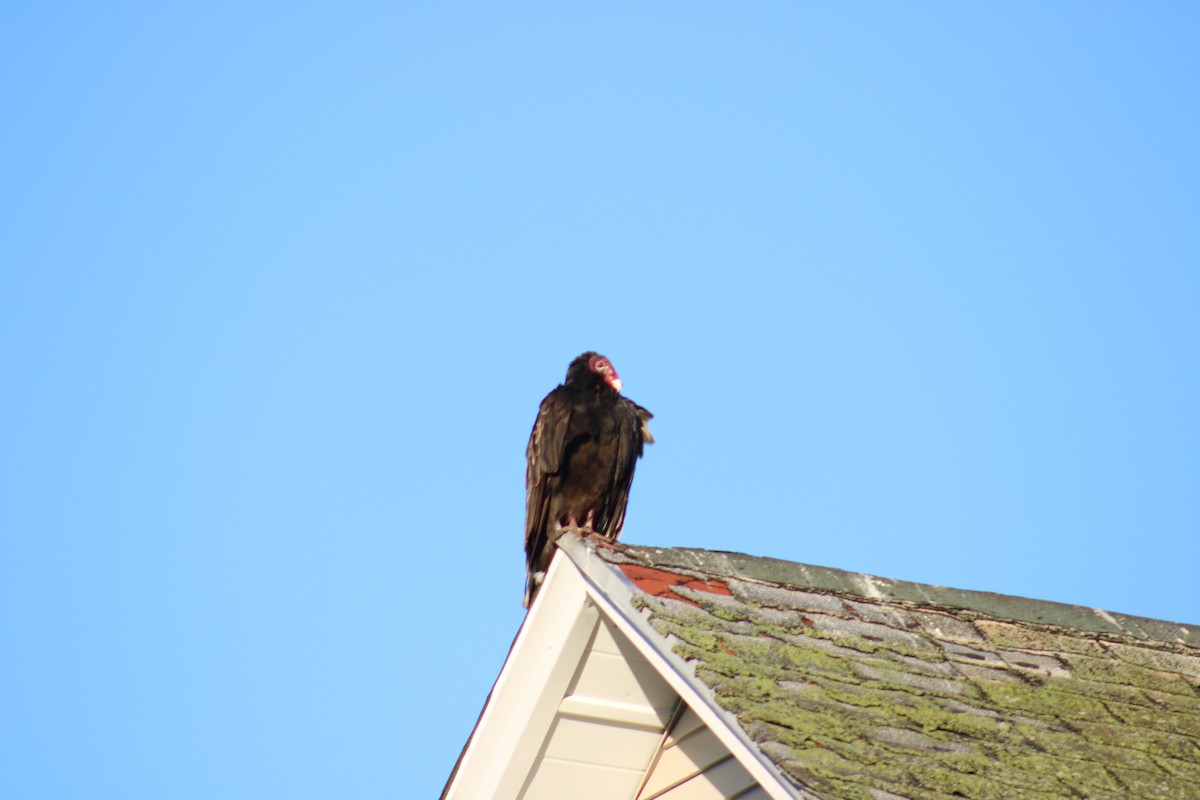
[444,536,1200,800]
[585,540,1200,800]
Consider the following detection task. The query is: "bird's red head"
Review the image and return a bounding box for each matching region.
[587,353,623,393]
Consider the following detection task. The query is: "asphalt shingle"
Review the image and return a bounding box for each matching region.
[596,544,1200,800]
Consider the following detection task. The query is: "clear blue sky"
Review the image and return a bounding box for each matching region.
[3,4,1198,798]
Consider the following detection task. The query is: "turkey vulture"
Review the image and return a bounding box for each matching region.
[524,352,654,607]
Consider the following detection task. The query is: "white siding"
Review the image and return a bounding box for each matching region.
[636,708,760,800]
[520,615,680,800]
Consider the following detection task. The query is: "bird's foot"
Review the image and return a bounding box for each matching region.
[559,511,598,537]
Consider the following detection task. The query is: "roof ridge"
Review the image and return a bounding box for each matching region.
[590,541,1200,650]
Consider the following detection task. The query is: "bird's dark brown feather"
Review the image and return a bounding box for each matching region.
[523,353,652,607]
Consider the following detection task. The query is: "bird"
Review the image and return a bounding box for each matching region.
[524,352,654,607]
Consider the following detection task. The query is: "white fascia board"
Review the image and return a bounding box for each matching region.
[442,552,599,800]
[558,536,816,800]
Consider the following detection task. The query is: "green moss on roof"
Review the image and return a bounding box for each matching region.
[604,544,1200,800]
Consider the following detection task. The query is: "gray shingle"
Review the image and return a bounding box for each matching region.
[593,542,1200,800]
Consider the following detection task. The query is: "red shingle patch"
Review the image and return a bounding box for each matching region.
[618,564,732,607]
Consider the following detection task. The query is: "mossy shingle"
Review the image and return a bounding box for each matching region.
[599,544,1200,800]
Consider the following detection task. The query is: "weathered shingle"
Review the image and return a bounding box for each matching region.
[595,543,1200,800]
